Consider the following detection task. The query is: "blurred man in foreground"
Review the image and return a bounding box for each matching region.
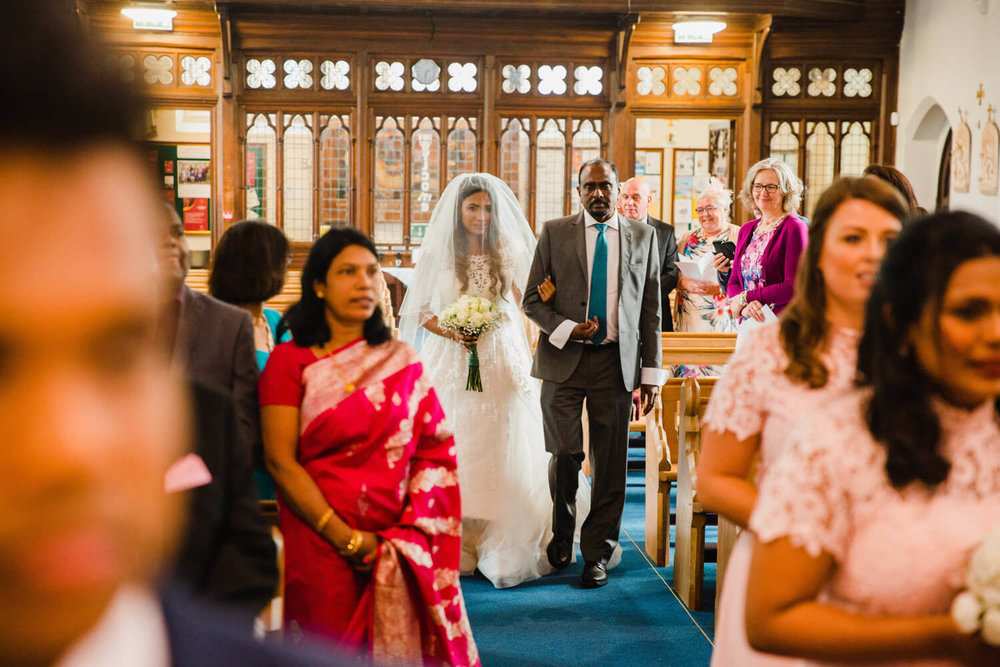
[0,3,341,664]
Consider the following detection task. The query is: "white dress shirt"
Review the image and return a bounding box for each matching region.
[550,210,620,348]
[548,211,666,387]
[57,585,170,667]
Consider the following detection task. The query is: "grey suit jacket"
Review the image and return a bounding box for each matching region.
[523,212,662,392]
[174,286,261,463]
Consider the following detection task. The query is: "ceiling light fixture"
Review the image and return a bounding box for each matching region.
[672,21,726,44]
[121,4,177,31]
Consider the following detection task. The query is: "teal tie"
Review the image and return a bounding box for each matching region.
[588,223,608,345]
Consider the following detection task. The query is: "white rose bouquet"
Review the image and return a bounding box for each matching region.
[951,524,1000,646]
[438,295,503,392]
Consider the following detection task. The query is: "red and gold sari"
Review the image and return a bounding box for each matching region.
[260,338,479,666]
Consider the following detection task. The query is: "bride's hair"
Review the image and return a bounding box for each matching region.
[453,178,510,300]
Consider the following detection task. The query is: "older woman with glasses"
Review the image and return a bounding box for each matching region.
[672,179,741,377]
[728,158,808,321]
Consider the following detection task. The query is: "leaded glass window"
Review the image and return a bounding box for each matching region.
[447,118,478,183]
[535,118,566,230]
[839,121,871,176]
[374,117,405,244]
[805,121,836,218]
[319,115,351,228]
[769,121,800,175]
[410,117,440,245]
[245,114,277,222]
[500,118,531,219]
[570,119,601,214]
[282,114,314,242]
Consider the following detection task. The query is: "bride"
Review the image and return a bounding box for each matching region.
[399,173,588,589]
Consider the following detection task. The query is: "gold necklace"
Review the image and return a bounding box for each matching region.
[318,340,368,392]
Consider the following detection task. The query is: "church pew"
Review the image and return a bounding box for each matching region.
[185,268,303,314]
[672,377,740,614]
[643,332,735,567]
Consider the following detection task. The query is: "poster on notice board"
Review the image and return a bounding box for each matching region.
[149,143,211,234]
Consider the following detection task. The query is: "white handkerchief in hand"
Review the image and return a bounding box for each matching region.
[735,304,778,350]
[164,453,213,493]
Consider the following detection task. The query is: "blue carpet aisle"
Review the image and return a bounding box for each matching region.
[461,469,717,666]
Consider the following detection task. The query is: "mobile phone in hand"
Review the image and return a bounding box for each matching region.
[713,241,736,261]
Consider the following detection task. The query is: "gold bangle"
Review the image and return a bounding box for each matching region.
[339,530,363,557]
[315,508,334,534]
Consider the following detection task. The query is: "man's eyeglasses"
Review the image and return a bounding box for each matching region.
[695,205,718,216]
[751,183,781,194]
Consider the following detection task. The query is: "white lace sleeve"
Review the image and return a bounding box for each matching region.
[749,407,859,561]
[702,323,782,441]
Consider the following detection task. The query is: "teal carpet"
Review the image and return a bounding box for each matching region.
[461,470,716,666]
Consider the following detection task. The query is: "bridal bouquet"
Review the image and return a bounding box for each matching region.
[951,524,1000,646]
[438,295,502,392]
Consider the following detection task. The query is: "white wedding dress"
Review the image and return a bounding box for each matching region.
[419,254,590,588]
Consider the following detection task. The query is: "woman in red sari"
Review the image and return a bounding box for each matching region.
[260,227,479,666]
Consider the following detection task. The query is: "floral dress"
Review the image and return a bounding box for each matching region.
[671,223,740,378]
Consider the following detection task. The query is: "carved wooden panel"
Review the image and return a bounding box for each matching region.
[767,62,880,102]
[495,61,608,102]
[630,60,743,103]
[241,54,355,95]
[114,49,218,95]
[367,55,485,98]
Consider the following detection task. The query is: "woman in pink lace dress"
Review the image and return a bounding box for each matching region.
[699,177,910,666]
[745,211,1000,665]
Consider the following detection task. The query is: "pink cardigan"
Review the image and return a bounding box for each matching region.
[725,213,808,314]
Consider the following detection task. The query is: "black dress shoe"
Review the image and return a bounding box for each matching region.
[546,539,572,570]
[581,561,607,588]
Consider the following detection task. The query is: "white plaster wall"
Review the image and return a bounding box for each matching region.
[896,0,1000,223]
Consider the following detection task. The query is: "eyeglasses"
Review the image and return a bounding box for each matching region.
[752,183,781,194]
[695,205,718,215]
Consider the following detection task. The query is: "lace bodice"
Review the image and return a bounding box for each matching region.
[752,390,1000,624]
[466,255,496,299]
[702,322,859,480]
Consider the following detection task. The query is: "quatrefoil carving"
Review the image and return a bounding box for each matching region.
[672,67,702,96]
[636,66,666,96]
[708,67,737,96]
[807,67,837,97]
[843,68,873,98]
[771,67,801,97]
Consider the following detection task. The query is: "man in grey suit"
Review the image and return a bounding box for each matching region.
[523,159,665,588]
[619,177,680,331]
[157,205,260,454]
[156,206,274,615]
